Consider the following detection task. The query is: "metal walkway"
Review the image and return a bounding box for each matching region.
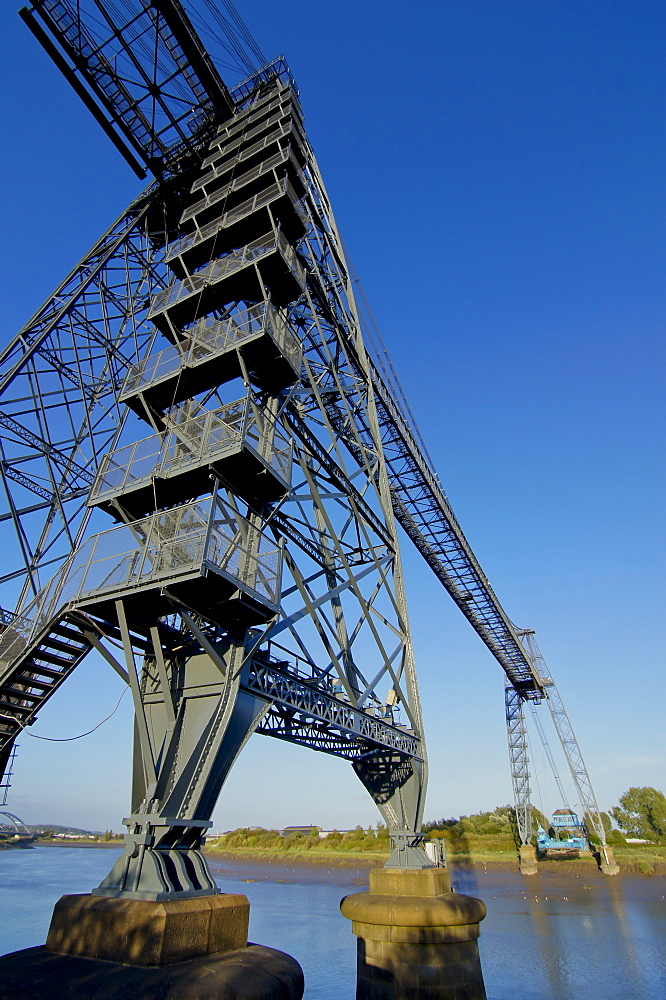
[325,348,543,697]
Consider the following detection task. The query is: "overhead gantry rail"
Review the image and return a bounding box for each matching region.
[325,341,545,699]
[20,0,235,179]
[369,359,545,698]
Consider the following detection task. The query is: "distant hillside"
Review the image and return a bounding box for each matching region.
[25,824,103,836]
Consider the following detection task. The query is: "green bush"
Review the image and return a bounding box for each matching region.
[612,787,666,844]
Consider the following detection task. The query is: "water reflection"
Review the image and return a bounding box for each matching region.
[466,867,666,1000]
[0,848,664,1000]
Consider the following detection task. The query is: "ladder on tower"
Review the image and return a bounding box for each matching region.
[0,612,92,763]
[0,607,154,777]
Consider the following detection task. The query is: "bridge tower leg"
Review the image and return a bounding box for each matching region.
[505,682,538,874]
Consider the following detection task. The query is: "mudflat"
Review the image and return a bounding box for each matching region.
[204,848,666,885]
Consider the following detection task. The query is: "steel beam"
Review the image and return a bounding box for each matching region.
[505,681,532,846]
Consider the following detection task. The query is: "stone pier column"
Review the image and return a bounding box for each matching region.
[0,893,304,1000]
[519,844,538,875]
[341,868,487,1000]
[599,845,620,875]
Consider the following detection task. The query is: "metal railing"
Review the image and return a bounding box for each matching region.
[203,103,298,162]
[230,57,300,107]
[201,118,306,174]
[192,82,297,178]
[89,396,291,506]
[148,231,306,319]
[121,304,301,401]
[188,144,290,201]
[214,84,286,137]
[175,175,307,251]
[0,497,282,667]
[207,92,301,156]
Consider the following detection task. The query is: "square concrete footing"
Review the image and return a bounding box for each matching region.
[0,893,304,1000]
[519,845,538,875]
[599,846,620,875]
[46,892,250,966]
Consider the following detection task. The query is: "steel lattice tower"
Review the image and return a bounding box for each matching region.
[0,0,617,894]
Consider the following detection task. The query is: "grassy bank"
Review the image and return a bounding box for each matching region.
[601,843,666,875]
[205,828,666,876]
[205,845,666,876]
[37,836,666,874]
[205,844,389,867]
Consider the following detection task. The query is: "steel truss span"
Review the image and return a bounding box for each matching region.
[20,0,234,179]
[0,0,615,890]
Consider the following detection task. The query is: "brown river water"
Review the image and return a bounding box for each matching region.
[0,846,663,999]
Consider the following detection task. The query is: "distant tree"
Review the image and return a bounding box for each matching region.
[423,817,458,831]
[583,811,612,835]
[374,823,390,844]
[612,787,666,844]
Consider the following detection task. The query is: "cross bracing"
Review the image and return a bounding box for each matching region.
[515,632,611,849]
[505,682,532,847]
[0,188,168,611]
[325,351,545,698]
[244,655,421,760]
[1,35,430,887]
[0,0,617,889]
[20,0,235,179]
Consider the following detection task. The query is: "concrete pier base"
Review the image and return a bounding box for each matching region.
[0,944,304,1000]
[45,892,250,965]
[0,893,303,1000]
[341,868,487,1000]
[519,844,538,875]
[598,845,620,875]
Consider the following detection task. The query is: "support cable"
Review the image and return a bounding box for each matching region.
[529,703,570,809]
[516,630,610,850]
[23,686,129,741]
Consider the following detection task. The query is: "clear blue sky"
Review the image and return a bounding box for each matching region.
[1,1,663,833]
